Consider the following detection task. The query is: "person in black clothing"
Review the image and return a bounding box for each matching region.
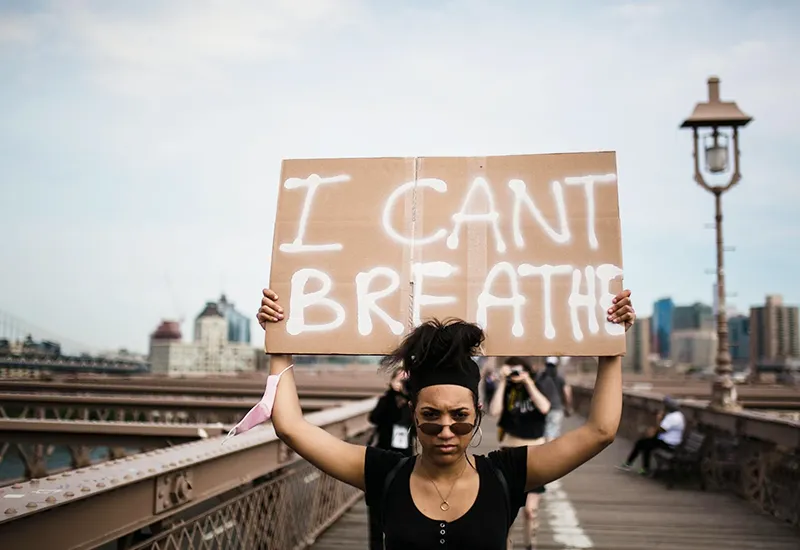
[369,370,415,454]
[540,356,573,441]
[367,370,415,549]
[490,357,557,550]
[257,287,636,550]
[481,359,500,410]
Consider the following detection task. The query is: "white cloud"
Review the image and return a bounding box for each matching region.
[22,0,365,98]
[0,13,38,45]
[612,2,666,21]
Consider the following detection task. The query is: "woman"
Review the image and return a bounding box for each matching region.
[257,288,635,549]
[489,356,556,550]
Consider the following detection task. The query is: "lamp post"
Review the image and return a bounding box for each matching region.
[680,76,752,411]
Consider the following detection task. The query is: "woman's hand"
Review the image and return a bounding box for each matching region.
[607,289,635,332]
[257,289,284,329]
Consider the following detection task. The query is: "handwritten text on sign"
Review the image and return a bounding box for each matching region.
[266,153,625,356]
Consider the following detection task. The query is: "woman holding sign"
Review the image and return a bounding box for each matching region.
[256,288,635,550]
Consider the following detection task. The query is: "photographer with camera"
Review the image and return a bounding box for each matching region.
[489,357,558,550]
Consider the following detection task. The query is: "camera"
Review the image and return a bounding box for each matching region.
[510,367,523,377]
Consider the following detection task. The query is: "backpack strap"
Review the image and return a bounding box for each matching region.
[379,456,412,533]
[485,457,513,526]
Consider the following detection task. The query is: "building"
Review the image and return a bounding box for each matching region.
[623,316,650,374]
[217,294,252,344]
[148,301,257,376]
[651,298,674,359]
[671,329,717,369]
[750,295,800,366]
[673,302,715,331]
[727,315,750,365]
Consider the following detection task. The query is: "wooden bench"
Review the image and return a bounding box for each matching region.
[653,430,707,490]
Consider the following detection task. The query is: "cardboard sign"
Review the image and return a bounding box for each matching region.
[265,152,625,357]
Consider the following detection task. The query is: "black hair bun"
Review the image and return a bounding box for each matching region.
[380,318,485,375]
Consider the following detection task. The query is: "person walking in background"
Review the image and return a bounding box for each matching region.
[618,396,685,475]
[368,369,415,454]
[540,357,573,441]
[490,356,558,550]
[481,358,500,409]
[366,369,415,548]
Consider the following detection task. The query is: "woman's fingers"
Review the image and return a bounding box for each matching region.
[612,289,632,304]
[258,305,282,321]
[258,288,284,325]
[607,289,633,323]
[610,305,635,323]
[263,288,278,301]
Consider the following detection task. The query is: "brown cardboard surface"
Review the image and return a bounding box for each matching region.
[265,152,625,357]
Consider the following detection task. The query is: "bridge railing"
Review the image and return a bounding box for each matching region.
[128,458,360,550]
[572,385,800,528]
[0,397,377,550]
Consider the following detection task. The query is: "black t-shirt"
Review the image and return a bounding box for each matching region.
[497,376,558,440]
[369,389,415,455]
[364,446,528,550]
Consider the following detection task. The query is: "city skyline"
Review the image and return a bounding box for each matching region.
[2,1,800,353]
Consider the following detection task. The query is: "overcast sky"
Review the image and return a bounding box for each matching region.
[1,0,799,354]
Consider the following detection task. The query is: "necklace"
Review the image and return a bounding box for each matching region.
[421,455,469,511]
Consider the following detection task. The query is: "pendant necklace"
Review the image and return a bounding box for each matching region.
[423,455,469,512]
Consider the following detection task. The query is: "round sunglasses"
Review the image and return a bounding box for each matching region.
[417,422,475,436]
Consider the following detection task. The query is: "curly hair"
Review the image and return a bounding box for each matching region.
[380,318,485,426]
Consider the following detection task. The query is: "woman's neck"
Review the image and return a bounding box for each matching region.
[418,452,471,481]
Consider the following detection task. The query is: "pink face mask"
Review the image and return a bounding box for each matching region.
[223,364,293,444]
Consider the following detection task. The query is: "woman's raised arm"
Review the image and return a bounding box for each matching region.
[522,289,634,490]
[259,290,367,490]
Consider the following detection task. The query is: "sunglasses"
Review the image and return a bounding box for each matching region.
[417,422,475,436]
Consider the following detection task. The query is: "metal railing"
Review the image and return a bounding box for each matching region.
[0,397,377,549]
[0,392,340,424]
[572,385,800,528]
[128,449,364,550]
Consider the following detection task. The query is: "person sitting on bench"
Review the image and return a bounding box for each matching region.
[618,396,685,475]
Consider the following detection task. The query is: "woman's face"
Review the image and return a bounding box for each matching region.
[414,384,477,465]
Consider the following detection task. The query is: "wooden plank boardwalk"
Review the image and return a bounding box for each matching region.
[312,415,800,549]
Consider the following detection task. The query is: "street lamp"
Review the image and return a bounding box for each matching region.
[680,76,752,411]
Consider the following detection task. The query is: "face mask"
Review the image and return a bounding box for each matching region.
[223,363,294,444]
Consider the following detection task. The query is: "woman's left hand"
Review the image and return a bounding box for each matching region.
[608,289,635,332]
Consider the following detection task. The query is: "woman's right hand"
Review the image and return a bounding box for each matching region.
[257,288,284,330]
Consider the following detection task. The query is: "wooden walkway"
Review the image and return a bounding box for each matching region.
[312,416,800,549]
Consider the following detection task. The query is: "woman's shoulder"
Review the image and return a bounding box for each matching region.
[476,446,528,469]
[476,448,528,486]
[365,447,414,484]
[364,447,414,506]
[366,446,412,466]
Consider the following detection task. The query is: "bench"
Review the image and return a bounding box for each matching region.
[653,430,707,490]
